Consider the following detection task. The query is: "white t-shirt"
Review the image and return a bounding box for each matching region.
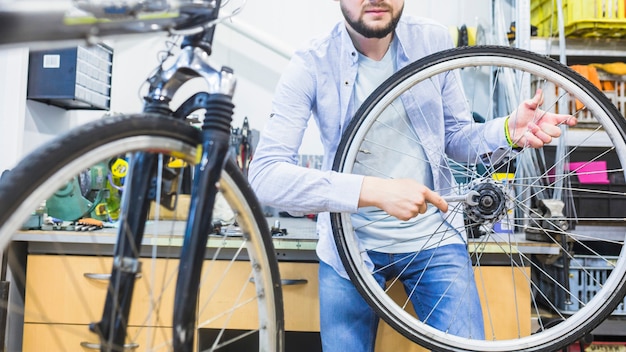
[351,39,463,253]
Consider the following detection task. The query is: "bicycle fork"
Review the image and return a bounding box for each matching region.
[173,93,235,351]
[90,93,235,352]
[90,150,160,351]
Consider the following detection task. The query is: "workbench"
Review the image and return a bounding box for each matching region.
[10,217,624,351]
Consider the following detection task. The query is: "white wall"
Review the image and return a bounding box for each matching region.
[107,0,493,155]
[0,0,493,171]
[0,47,108,172]
[0,47,28,173]
[215,0,493,154]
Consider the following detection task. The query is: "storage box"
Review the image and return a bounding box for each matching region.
[597,71,626,121]
[568,161,610,184]
[539,255,626,315]
[531,0,626,38]
[578,69,626,125]
[27,44,113,110]
[566,341,626,351]
[540,66,625,126]
[570,182,626,218]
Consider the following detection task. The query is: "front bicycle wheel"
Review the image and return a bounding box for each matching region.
[332,45,626,352]
[0,114,284,351]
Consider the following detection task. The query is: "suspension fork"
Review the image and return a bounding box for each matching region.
[89,93,234,350]
[173,93,235,351]
[91,151,160,351]
[90,41,235,347]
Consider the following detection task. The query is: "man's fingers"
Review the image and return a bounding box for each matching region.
[559,113,578,126]
[424,188,448,213]
[528,123,552,146]
[539,111,577,127]
[535,89,544,106]
[526,89,544,110]
[539,121,563,138]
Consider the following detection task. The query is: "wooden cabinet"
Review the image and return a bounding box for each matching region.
[23,324,171,351]
[374,266,531,352]
[277,262,320,332]
[197,260,319,332]
[23,255,178,351]
[22,253,529,351]
[24,255,177,327]
[22,254,321,350]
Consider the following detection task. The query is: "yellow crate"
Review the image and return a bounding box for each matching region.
[531,0,626,38]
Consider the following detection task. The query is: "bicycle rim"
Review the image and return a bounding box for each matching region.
[331,45,626,352]
[0,114,283,351]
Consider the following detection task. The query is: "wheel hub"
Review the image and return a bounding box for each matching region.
[465,178,509,224]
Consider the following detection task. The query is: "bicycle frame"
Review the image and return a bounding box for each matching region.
[87,0,240,350]
[0,1,216,47]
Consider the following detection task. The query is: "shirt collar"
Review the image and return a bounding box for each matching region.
[337,19,411,67]
[337,23,360,65]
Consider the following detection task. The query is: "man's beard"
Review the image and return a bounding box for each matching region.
[341,4,403,39]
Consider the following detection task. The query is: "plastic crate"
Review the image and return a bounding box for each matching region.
[538,255,626,315]
[538,69,626,127]
[571,183,626,218]
[598,72,626,121]
[531,0,626,38]
[576,70,626,125]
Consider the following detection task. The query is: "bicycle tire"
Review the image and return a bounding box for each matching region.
[331,45,626,352]
[0,114,284,351]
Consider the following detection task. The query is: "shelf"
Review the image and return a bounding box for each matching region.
[546,128,612,148]
[530,37,626,62]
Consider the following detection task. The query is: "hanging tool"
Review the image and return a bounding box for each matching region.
[230,117,253,176]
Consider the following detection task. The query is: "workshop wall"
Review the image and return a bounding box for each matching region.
[0,0,492,173]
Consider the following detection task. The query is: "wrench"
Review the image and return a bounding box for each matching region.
[443,190,480,206]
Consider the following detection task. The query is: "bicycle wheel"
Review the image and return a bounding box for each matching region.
[331,45,626,352]
[0,114,284,351]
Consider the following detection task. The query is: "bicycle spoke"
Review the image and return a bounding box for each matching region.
[332,46,626,352]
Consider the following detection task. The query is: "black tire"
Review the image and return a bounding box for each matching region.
[332,45,626,352]
[0,114,284,351]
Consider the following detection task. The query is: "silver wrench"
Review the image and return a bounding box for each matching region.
[443,190,480,206]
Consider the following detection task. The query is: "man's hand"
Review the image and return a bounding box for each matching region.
[359,177,448,221]
[507,89,578,148]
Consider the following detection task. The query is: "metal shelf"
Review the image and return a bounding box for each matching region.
[530,37,626,60]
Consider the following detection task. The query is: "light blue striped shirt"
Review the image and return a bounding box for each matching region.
[248,15,510,277]
[350,39,464,255]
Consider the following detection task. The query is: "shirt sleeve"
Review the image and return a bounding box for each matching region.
[248,51,363,214]
[441,68,510,163]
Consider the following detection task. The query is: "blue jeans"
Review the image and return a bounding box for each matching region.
[319,244,485,352]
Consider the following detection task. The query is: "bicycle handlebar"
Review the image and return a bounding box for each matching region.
[0,0,223,48]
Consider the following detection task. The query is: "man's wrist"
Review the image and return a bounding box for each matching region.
[504,116,520,148]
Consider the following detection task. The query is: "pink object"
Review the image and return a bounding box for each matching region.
[568,161,610,184]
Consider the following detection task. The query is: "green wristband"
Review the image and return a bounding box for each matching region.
[504,116,520,148]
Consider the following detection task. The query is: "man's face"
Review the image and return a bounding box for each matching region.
[339,0,404,39]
